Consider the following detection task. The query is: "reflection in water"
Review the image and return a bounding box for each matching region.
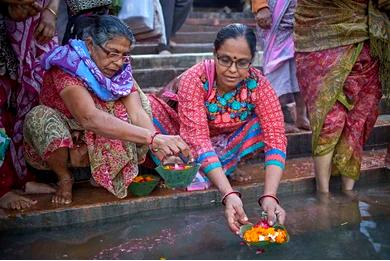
[0,184,389,259]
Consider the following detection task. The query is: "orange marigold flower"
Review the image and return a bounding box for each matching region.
[243,226,287,244]
[133,176,145,183]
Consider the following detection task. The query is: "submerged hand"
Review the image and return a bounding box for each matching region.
[255,7,272,29]
[224,194,249,234]
[260,197,286,226]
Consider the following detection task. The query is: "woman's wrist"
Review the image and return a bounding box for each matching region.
[258,194,280,207]
[221,190,242,205]
[44,6,57,19]
[147,130,160,146]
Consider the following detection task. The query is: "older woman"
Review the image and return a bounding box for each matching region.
[149,24,287,233]
[23,15,191,205]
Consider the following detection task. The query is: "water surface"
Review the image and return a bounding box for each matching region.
[1,184,389,259]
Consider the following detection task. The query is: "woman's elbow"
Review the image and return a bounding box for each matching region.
[77,111,98,130]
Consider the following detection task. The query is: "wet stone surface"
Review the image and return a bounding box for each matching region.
[0,183,389,259]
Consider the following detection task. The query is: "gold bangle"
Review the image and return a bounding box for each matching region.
[45,7,57,18]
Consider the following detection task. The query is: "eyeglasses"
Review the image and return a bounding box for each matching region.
[216,54,252,69]
[98,44,132,64]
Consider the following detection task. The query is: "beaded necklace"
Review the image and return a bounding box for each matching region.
[204,76,258,124]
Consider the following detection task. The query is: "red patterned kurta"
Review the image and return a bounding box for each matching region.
[150,61,287,175]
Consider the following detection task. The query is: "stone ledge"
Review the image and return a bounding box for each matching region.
[1,149,387,231]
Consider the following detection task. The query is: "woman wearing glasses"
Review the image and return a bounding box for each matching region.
[149,23,287,234]
[22,15,191,204]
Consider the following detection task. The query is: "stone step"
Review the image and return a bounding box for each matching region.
[193,0,245,11]
[171,31,217,44]
[189,11,254,19]
[380,99,390,114]
[284,114,390,159]
[132,43,214,55]
[25,114,390,188]
[134,67,187,88]
[1,149,388,231]
[132,52,263,87]
[184,17,256,27]
[179,23,226,32]
[132,51,263,70]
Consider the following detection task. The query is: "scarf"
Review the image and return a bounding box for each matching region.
[42,39,134,101]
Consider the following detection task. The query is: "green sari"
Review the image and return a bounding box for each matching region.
[294,0,388,180]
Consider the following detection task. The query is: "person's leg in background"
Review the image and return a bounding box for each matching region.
[386,144,390,170]
[158,0,192,54]
[290,59,310,130]
[159,0,175,54]
[170,0,192,46]
[278,93,301,133]
[266,59,302,133]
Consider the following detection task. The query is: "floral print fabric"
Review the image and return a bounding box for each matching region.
[24,68,151,198]
[296,43,381,180]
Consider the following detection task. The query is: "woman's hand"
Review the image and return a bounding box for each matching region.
[151,134,193,162]
[7,3,41,21]
[34,7,56,44]
[224,193,249,234]
[260,197,286,226]
[1,0,35,4]
[255,7,272,29]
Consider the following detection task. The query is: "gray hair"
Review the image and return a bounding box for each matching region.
[79,15,135,46]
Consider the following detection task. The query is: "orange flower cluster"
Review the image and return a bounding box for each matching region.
[243,226,288,244]
[133,176,155,183]
[163,164,192,170]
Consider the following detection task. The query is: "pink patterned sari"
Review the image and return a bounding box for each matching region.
[4,0,58,180]
[296,43,381,180]
[258,0,295,75]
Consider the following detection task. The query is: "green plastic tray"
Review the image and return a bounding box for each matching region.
[129,175,160,197]
[155,163,201,189]
[239,223,290,248]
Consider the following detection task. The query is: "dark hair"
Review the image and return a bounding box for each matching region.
[214,23,256,58]
[74,15,135,46]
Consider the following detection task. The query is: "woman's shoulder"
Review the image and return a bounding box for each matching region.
[177,61,209,99]
[249,67,268,84]
[42,67,86,96]
[181,61,206,80]
[248,67,273,91]
[45,67,85,91]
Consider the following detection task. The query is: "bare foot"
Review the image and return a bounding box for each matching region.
[285,122,300,133]
[159,50,171,55]
[296,116,311,131]
[24,181,56,194]
[169,40,177,47]
[52,178,73,205]
[231,167,252,182]
[0,191,37,210]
